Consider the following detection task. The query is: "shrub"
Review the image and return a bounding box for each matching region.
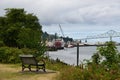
[92,41,120,69]
[0,47,45,64]
[0,41,5,47]
[0,47,23,63]
[57,41,120,80]
[57,63,120,80]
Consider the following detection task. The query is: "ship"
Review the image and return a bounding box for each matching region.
[46,38,64,51]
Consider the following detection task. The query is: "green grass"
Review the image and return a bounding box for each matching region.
[0,63,58,80]
[2,59,120,80]
[0,64,37,80]
[0,58,69,80]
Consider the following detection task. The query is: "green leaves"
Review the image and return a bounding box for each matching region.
[5,8,26,24]
[92,41,120,69]
[1,8,42,47]
[0,8,45,57]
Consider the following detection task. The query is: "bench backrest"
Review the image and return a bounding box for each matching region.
[19,55,37,65]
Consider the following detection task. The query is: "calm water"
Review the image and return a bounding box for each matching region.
[47,46,120,65]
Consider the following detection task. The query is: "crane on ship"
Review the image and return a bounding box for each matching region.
[59,24,65,37]
[59,24,74,48]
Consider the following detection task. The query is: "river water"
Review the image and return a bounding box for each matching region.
[47,46,120,65]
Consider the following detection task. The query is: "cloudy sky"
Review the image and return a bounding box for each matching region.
[1,0,120,40]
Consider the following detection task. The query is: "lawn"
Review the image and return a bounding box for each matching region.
[0,63,58,80]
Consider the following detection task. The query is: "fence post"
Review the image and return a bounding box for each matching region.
[77,43,79,66]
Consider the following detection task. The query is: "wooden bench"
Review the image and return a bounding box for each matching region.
[19,55,46,72]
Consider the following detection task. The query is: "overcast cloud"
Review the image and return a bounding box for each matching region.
[1,0,120,39]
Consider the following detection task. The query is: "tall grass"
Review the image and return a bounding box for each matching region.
[56,41,120,80]
[57,64,120,80]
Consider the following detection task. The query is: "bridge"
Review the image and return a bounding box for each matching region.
[79,30,120,43]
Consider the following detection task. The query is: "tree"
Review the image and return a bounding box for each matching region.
[91,41,120,69]
[0,8,42,48]
[0,8,46,56]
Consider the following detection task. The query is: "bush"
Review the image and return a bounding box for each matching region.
[92,41,120,69]
[0,41,5,47]
[0,47,45,64]
[57,63,120,80]
[57,41,120,80]
[0,47,23,63]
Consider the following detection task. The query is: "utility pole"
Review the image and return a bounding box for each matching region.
[110,36,112,41]
[77,42,79,66]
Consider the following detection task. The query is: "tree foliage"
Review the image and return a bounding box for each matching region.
[0,8,46,56]
[92,41,120,69]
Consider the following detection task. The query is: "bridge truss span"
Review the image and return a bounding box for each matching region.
[80,30,120,42]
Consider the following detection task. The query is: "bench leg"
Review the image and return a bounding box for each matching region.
[22,64,32,71]
[36,65,39,71]
[28,65,31,71]
[36,65,46,72]
[22,64,25,71]
[43,65,46,72]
